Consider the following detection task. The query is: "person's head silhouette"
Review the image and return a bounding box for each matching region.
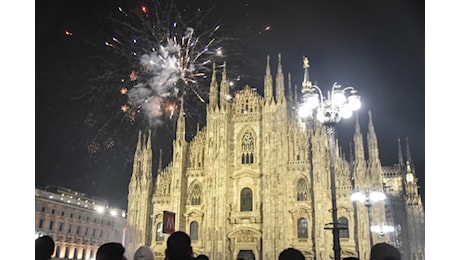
[165,231,194,260]
[279,247,305,260]
[96,242,126,260]
[35,235,55,260]
[370,243,401,260]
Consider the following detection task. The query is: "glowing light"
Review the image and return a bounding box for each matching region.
[140,5,148,13]
[264,26,271,31]
[65,30,73,36]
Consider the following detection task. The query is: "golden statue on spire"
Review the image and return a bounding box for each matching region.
[303,56,310,68]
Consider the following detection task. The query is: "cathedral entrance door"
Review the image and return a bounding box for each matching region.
[237,250,255,260]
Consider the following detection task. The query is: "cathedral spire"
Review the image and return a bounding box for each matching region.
[353,113,365,162]
[157,148,163,174]
[398,138,404,165]
[142,129,153,179]
[294,84,298,104]
[275,53,285,103]
[405,137,413,164]
[264,55,274,103]
[176,98,186,141]
[302,56,312,90]
[146,129,151,150]
[287,72,293,102]
[209,63,218,109]
[367,110,380,163]
[219,61,229,109]
[136,130,142,152]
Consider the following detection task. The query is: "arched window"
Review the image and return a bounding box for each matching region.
[156,222,165,241]
[296,178,308,201]
[190,221,199,240]
[241,131,255,164]
[240,188,253,211]
[297,217,308,238]
[338,217,349,238]
[189,184,201,205]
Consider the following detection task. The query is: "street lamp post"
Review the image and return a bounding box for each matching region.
[351,190,386,246]
[299,57,361,260]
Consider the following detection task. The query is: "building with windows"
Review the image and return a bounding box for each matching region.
[125,56,424,260]
[35,186,127,260]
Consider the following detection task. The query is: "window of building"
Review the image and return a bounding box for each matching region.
[61,211,65,216]
[39,219,44,229]
[156,223,164,241]
[49,221,54,230]
[190,221,199,240]
[189,184,201,205]
[73,248,78,259]
[296,178,308,201]
[241,131,255,164]
[77,226,80,235]
[70,213,73,218]
[82,249,86,260]
[41,207,45,212]
[92,229,96,237]
[85,227,88,236]
[64,247,69,259]
[100,230,103,238]
[59,223,63,232]
[86,216,89,221]
[78,215,81,220]
[338,217,349,238]
[297,218,308,238]
[56,246,61,258]
[240,188,253,211]
[51,209,55,214]
[68,224,72,233]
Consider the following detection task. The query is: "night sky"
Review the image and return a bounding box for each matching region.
[35,0,425,210]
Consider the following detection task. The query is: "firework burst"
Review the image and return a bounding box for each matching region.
[103,1,226,127]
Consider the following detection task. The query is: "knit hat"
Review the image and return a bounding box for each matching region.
[134,246,155,260]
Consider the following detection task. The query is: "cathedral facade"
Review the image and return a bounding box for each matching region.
[125,55,424,260]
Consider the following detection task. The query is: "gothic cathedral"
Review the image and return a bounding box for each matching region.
[125,55,425,260]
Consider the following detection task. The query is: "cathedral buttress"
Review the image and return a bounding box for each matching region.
[126,130,154,258]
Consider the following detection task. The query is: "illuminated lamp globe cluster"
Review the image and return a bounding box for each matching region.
[298,82,361,124]
[351,190,387,205]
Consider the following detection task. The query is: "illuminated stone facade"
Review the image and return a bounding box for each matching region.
[125,56,424,260]
[35,187,127,260]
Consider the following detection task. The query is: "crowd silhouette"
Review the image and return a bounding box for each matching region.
[36,231,402,260]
